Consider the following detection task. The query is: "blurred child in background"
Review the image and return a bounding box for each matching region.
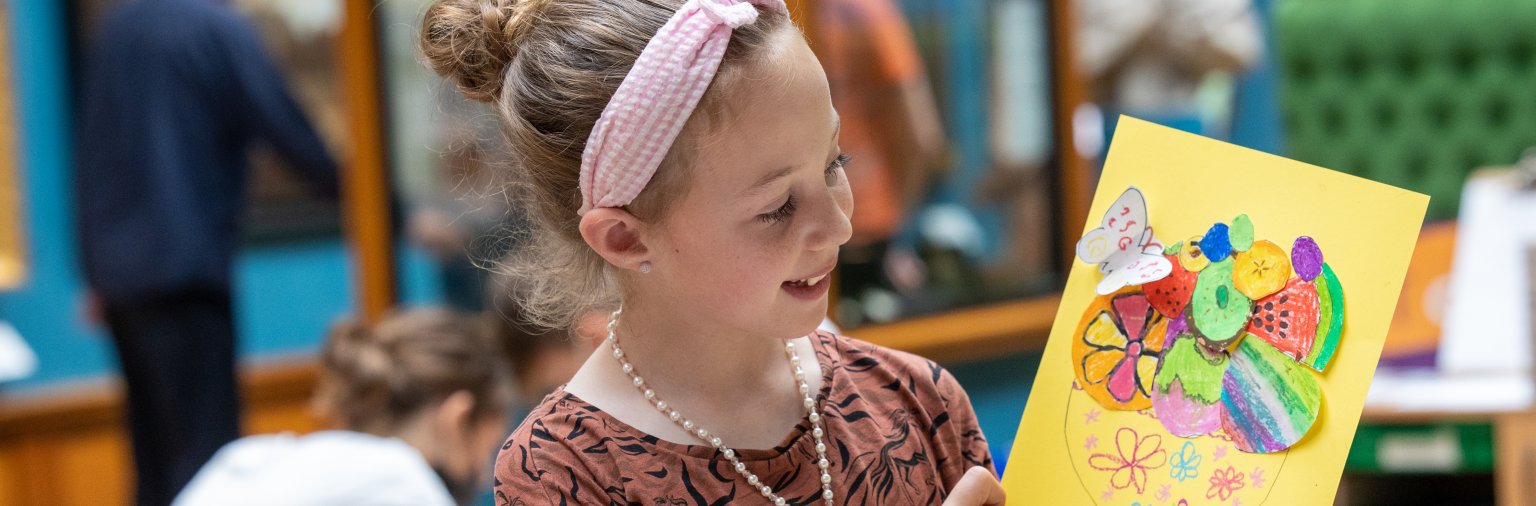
[173,309,513,506]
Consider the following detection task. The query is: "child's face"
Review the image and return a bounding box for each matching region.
[643,27,853,340]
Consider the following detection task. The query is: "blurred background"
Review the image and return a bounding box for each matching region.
[1,0,1535,504]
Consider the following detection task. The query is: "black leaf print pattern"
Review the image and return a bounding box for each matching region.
[492,332,994,505]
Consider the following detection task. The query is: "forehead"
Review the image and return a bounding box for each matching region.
[685,28,836,189]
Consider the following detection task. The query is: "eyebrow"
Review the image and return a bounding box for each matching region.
[742,119,842,196]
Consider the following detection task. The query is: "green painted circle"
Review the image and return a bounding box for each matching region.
[1189,259,1252,345]
[1230,214,1256,252]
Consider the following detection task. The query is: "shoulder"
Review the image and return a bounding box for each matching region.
[822,331,965,402]
[494,392,628,504]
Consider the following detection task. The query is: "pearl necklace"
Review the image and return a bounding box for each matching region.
[606,308,834,505]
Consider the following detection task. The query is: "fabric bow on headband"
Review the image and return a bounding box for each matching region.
[577,0,788,215]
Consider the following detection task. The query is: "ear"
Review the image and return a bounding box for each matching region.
[434,390,477,443]
[578,207,652,273]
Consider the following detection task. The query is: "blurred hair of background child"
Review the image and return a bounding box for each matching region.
[172,308,514,506]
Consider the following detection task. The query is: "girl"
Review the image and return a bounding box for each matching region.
[420,0,1007,504]
[174,309,514,506]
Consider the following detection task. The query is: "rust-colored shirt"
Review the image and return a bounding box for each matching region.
[494,331,994,505]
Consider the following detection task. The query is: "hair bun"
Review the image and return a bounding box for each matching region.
[421,0,543,103]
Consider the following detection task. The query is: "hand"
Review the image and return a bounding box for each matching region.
[942,466,1006,506]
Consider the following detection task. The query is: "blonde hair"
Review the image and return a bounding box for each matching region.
[314,309,513,435]
[419,0,792,330]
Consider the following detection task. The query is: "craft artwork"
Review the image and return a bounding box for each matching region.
[1003,118,1428,505]
[1073,195,1341,455]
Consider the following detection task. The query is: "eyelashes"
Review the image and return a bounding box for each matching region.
[758,154,852,224]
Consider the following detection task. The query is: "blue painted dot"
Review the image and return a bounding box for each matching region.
[1200,223,1232,262]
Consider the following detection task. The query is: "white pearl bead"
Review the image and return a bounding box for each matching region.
[813,427,823,438]
[821,473,832,484]
[775,498,787,506]
[621,363,633,374]
[816,442,826,453]
[683,420,694,430]
[656,401,667,411]
[824,489,835,500]
[818,458,829,468]
[735,462,746,472]
[786,342,797,351]
[632,376,644,387]
[723,449,734,459]
[612,348,624,359]
[800,384,810,394]
[710,437,722,447]
[761,485,773,496]
[643,389,655,400]
[748,475,760,486]
[669,411,680,422]
[696,428,708,438]
[809,413,820,423]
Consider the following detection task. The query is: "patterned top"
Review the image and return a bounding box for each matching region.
[494,331,994,505]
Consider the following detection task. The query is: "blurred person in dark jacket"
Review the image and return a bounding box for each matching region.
[72,0,339,504]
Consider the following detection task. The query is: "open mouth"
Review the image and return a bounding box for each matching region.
[784,273,830,288]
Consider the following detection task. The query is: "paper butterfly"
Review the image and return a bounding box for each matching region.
[1077,187,1173,295]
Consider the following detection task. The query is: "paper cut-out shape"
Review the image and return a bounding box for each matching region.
[1178,236,1211,272]
[1303,264,1346,372]
[1072,193,1345,454]
[1220,337,1322,454]
[1007,119,1426,506]
[1189,258,1253,346]
[1073,291,1170,410]
[1144,253,1198,318]
[1230,214,1255,252]
[1233,240,1293,300]
[1152,331,1228,437]
[1199,224,1233,263]
[1291,236,1324,281]
[1076,187,1174,295]
[1247,277,1319,362]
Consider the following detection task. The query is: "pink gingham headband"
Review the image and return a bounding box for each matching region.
[577,0,787,215]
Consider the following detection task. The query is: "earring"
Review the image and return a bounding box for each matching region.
[639,261,652,274]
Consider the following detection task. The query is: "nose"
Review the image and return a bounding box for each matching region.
[806,181,853,251]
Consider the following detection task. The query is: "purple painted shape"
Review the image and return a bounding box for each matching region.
[1153,380,1223,437]
[1292,236,1324,281]
[1167,314,1189,338]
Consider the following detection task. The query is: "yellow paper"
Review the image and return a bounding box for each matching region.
[1002,118,1428,505]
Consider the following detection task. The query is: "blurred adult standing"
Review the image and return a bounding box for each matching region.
[72,0,339,504]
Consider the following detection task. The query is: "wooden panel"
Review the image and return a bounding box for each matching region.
[0,440,28,505]
[339,0,395,321]
[1496,411,1536,506]
[857,295,1060,364]
[45,429,131,506]
[0,0,26,289]
[0,359,320,506]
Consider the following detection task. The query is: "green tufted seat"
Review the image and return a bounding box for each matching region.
[1275,0,1536,220]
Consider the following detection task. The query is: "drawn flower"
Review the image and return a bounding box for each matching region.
[1156,484,1172,501]
[1169,441,1202,483]
[1073,291,1170,410]
[1088,427,1168,493]
[1085,434,1098,450]
[1250,467,1266,488]
[1206,465,1246,500]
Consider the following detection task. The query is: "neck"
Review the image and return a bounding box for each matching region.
[612,299,793,401]
[565,298,823,449]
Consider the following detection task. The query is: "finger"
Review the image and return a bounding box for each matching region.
[943,466,1006,506]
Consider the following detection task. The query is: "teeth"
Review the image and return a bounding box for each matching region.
[807,274,826,285]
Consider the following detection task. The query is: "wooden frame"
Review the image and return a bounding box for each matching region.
[0,1,26,290]
[340,0,395,321]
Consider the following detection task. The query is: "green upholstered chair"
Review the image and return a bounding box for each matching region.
[1275,0,1536,220]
